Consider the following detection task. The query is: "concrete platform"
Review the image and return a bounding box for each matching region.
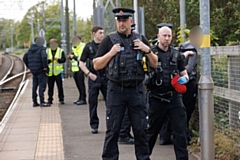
[0,78,197,160]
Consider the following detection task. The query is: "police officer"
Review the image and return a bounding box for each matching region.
[118,23,136,145]
[68,36,87,105]
[156,23,174,145]
[79,26,107,134]
[23,37,50,107]
[146,26,189,159]
[179,26,203,143]
[93,8,158,160]
[46,39,66,105]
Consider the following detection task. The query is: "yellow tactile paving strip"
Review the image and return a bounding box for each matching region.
[35,97,64,160]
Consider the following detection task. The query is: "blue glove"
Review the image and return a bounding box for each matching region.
[177,76,188,84]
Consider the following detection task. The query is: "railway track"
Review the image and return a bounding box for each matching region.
[0,54,32,122]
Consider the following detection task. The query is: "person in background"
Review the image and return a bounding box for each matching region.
[68,35,87,105]
[46,38,66,105]
[79,26,107,134]
[23,37,50,107]
[179,26,203,144]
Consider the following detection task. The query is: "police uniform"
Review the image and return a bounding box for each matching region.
[71,42,87,105]
[146,24,188,159]
[95,8,150,160]
[157,23,174,144]
[179,41,198,143]
[118,23,136,144]
[80,40,107,133]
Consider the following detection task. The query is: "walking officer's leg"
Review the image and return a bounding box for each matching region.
[127,84,150,160]
[147,97,168,155]
[88,79,100,132]
[102,81,126,160]
[169,96,188,160]
[159,116,172,145]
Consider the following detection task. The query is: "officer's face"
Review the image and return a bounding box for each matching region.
[93,29,104,42]
[158,27,172,47]
[116,18,133,34]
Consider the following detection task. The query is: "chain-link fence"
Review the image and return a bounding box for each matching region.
[191,46,240,157]
[211,46,240,145]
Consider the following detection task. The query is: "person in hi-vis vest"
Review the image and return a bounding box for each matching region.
[47,39,66,105]
[68,35,87,105]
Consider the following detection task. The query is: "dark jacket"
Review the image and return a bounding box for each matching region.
[179,41,198,80]
[23,44,48,75]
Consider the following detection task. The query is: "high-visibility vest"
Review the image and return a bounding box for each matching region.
[47,47,63,76]
[71,42,86,72]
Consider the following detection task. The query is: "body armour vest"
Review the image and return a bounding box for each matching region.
[107,31,145,83]
[146,45,179,91]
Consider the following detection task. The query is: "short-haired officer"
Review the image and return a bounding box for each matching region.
[93,8,158,160]
[79,26,107,134]
[146,24,189,159]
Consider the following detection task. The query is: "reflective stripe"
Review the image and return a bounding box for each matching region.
[47,47,63,76]
[71,42,85,72]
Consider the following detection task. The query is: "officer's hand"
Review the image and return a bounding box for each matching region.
[183,51,194,58]
[89,72,97,81]
[133,39,150,53]
[177,76,188,84]
[54,58,58,61]
[110,44,121,56]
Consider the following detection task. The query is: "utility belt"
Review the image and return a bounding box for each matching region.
[110,79,143,88]
[149,89,177,103]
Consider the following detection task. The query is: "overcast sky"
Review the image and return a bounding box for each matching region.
[0,0,93,21]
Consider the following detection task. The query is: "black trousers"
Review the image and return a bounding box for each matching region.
[159,115,172,141]
[182,79,198,138]
[160,80,198,141]
[73,70,86,100]
[148,94,188,160]
[119,109,132,139]
[32,72,47,104]
[47,74,64,102]
[88,76,107,129]
[102,81,150,160]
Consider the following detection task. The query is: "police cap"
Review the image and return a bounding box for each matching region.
[112,8,135,20]
[157,23,173,29]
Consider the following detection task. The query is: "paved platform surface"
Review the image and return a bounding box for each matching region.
[0,78,196,160]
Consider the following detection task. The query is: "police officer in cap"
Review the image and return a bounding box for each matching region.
[118,23,136,145]
[93,8,157,160]
[146,24,189,159]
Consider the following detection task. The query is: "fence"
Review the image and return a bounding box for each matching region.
[193,46,240,150]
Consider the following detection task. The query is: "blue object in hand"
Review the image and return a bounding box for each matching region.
[177,76,188,84]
